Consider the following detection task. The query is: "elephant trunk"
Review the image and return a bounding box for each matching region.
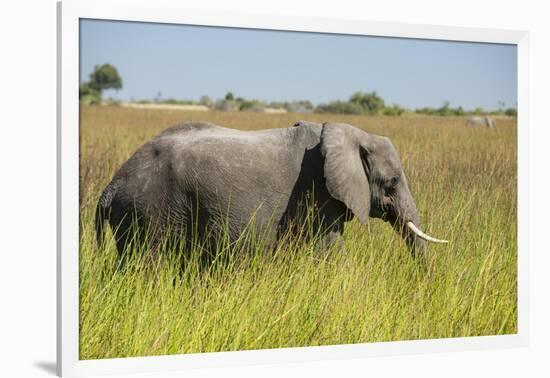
[389,186,447,259]
[391,206,426,259]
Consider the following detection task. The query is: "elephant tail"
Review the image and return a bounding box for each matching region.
[95,182,117,247]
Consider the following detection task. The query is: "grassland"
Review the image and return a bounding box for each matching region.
[79,105,517,359]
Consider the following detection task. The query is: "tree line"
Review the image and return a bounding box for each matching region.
[80,63,517,117]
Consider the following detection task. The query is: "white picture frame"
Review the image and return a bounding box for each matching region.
[57,1,530,376]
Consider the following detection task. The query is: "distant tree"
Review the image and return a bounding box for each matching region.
[239,100,265,112]
[437,101,451,116]
[473,107,485,115]
[225,92,235,101]
[349,91,385,114]
[269,101,289,109]
[79,63,122,104]
[88,63,122,92]
[315,101,364,115]
[154,91,162,104]
[294,100,314,110]
[199,95,213,108]
[286,100,314,113]
[505,108,517,117]
[415,107,435,115]
[383,104,405,116]
[159,98,195,105]
[415,102,475,116]
[349,92,365,106]
[214,99,237,111]
[79,82,101,105]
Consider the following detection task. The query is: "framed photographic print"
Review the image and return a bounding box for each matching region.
[57,0,529,376]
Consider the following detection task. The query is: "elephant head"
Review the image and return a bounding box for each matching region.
[320,122,447,257]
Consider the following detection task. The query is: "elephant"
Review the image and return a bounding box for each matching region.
[95,120,447,263]
[466,116,496,128]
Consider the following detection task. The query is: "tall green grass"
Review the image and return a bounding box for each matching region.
[79,106,517,359]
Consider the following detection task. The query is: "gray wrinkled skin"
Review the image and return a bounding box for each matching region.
[466,116,496,128]
[96,121,425,261]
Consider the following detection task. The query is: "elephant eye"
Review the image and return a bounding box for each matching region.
[390,176,399,187]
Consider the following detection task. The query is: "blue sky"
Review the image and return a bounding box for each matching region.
[80,19,517,111]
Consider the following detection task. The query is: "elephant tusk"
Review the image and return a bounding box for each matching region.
[406,222,448,244]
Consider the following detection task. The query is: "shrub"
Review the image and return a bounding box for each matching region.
[473,107,485,115]
[79,83,102,105]
[269,101,289,109]
[505,108,517,117]
[239,100,266,112]
[349,91,385,114]
[214,99,238,111]
[315,100,365,115]
[286,100,314,113]
[383,104,405,116]
[200,96,213,108]
[415,103,467,116]
[159,99,195,105]
[453,106,465,116]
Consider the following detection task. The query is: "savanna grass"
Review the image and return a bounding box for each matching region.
[79,106,517,359]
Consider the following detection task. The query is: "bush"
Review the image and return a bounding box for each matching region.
[315,92,387,115]
[315,101,365,115]
[200,96,213,108]
[349,91,385,114]
[160,98,180,105]
[473,107,485,115]
[505,108,517,117]
[453,106,465,116]
[159,99,195,105]
[214,99,237,111]
[239,100,265,112]
[269,101,289,109]
[103,98,121,106]
[415,103,468,116]
[436,101,453,116]
[79,83,101,105]
[383,104,405,116]
[286,100,314,113]
[415,107,436,116]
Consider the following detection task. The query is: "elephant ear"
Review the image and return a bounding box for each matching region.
[320,123,370,224]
